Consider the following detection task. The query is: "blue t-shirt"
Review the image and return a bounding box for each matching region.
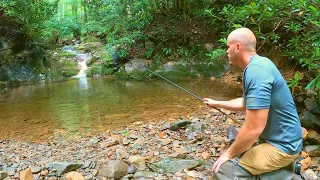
[243,55,302,155]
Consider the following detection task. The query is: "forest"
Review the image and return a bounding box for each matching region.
[0,1,320,180]
[0,0,319,100]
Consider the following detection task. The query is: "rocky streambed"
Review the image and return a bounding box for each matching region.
[0,109,319,180]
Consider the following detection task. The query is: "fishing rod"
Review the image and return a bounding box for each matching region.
[146,68,243,126]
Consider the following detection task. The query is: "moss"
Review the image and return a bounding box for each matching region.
[86,64,102,77]
[50,49,77,60]
[60,60,78,77]
[81,35,101,43]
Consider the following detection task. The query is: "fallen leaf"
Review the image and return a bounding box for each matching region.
[201,151,211,160]
[159,131,164,139]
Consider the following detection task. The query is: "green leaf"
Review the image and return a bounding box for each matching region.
[306,76,319,89]
[310,20,320,27]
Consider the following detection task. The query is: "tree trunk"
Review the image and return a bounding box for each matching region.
[83,0,87,22]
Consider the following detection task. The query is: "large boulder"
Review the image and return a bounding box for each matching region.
[299,111,320,131]
[304,98,320,114]
[98,160,129,179]
[124,59,151,73]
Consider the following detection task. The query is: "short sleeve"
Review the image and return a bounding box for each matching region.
[243,65,273,109]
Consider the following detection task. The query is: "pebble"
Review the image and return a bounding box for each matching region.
[0,109,318,180]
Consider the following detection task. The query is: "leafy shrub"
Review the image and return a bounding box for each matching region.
[206,0,320,101]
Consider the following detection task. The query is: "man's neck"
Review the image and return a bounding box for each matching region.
[239,52,257,70]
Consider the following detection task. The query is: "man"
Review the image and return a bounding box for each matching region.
[203,28,302,176]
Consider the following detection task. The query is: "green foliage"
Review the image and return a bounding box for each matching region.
[0,0,57,41]
[86,65,102,77]
[206,48,227,64]
[206,0,320,101]
[287,72,302,94]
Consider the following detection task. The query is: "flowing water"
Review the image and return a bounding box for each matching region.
[0,76,242,141]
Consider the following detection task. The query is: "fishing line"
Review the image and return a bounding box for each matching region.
[146,68,243,125]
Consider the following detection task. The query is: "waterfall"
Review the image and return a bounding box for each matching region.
[61,45,92,78]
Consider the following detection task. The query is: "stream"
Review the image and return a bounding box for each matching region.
[0,46,242,141]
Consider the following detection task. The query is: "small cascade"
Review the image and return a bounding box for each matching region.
[61,45,92,78]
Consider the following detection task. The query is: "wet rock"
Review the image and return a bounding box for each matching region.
[299,112,320,130]
[133,171,156,179]
[124,59,151,73]
[307,131,320,145]
[45,162,83,175]
[98,160,129,179]
[163,61,177,72]
[153,158,202,173]
[169,121,191,131]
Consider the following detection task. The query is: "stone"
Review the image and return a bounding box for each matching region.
[128,156,146,167]
[98,160,129,179]
[304,98,320,114]
[0,171,8,180]
[169,121,191,131]
[133,171,155,179]
[185,122,205,134]
[153,158,202,173]
[301,169,318,180]
[30,166,41,174]
[302,127,308,141]
[133,137,145,147]
[299,112,320,130]
[65,171,84,180]
[20,167,34,180]
[45,162,83,175]
[307,131,320,145]
[124,59,151,73]
[127,165,136,174]
[305,145,320,157]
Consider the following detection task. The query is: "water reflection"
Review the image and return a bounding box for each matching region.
[0,77,242,141]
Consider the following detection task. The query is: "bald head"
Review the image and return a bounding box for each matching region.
[228,28,257,52]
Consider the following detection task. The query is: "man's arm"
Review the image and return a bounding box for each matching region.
[211,108,269,173]
[203,97,246,111]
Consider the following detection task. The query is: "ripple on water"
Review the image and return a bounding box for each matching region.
[0,77,241,141]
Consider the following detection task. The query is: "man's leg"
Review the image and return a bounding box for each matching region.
[238,143,299,175]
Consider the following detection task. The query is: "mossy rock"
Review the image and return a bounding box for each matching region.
[60,60,78,77]
[50,49,77,60]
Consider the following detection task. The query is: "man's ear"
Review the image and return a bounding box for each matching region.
[236,43,241,53]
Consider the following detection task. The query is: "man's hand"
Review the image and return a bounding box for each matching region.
[212,152,232,173]
[203,98,218,107]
